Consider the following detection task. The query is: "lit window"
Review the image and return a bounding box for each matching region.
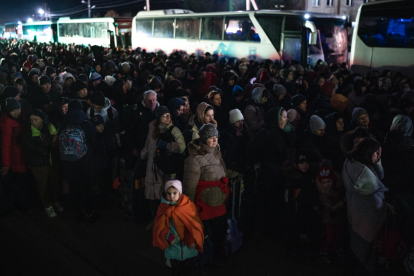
[327,0,333,6]
[312,0,320,7]
[346,0,353,6]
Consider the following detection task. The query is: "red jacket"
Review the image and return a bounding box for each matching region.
[1,114,28,173]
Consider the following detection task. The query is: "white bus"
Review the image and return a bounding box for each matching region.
[57,17,117,47]
[350,0,414,79]
[21,21,55,43]
[132,9,318,65]
[3,22,22,39]
[288,11,349,67]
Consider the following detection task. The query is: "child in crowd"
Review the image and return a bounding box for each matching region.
[282,149,318,259]
[153,180,204,276]
[316,164,345,264]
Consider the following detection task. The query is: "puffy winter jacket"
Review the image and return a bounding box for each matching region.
[183,139,227,206]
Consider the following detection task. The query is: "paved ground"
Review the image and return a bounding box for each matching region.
[0,193,369,276]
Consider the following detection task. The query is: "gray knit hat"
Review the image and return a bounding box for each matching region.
[199,123,218,144]
[309,115,326,133]
[352,107,368,122]
[6,97,21,113]
[272,84,287,96]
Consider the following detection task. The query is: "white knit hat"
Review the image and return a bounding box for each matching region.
[229,109,244,124]
[165,180,182,194]
[105,76,116,86]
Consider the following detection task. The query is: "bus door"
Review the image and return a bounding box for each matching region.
[91,26,95,38]
[282,35,302,63]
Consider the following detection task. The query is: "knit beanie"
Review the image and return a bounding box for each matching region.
[75,79,87,92]
[320,82,336,98]
[11,72,22,81]
[199,123,218,144]
[91,115,105,127]
[45,66,55,76]
[169,79,182,90]
[291,94,307,107]
[272,84,287,96]
[295,149,311,165]
[352,107,368,122]
[78,74,89,83]
[229,109,244,124]
[317,165,336,182]
[287,109,301,125]
[90,92,105,107]
[330,94,348,113]
[149,77,163,90]
[155,106,170,119]
[89,69,102,82]
[28,68,40,79]
[105,76,116,86]
[309,115,326,132]
[2,86,19,98]
[68,99,83,111]
[167,97,185,115]
[6,97,21,112]
[38,76,51,86]
[165,180,182,194]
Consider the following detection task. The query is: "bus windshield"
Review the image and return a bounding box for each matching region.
[311,18,348,65]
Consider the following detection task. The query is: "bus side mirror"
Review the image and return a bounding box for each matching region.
[305,20,317,45]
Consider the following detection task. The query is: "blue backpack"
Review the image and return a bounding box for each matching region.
[59,125,88,161]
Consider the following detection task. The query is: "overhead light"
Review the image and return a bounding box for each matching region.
[27,18,33,23]
[342,15,346,20]
[91,5,95,9]
[18,21,22,24]
[38,8,45,14]
[304,14,310,19]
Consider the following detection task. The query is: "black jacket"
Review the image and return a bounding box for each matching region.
[219,124,248,173]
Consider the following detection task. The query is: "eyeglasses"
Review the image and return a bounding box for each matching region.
[162,114,171,118]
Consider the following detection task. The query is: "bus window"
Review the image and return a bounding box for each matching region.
[83,23,91,38]
[284,17,303,32]
[94,22,103,38]
[201,17,223,40]
[224,17,260,42]
[154,19,174,38]
[283,37,301,63]
[255,15,282,51]
[136,19,153,38]
[175,17,200,39]
[59,24,67,37]
[358,7,414,48]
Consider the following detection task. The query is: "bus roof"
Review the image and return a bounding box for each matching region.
[22,21,54,26]
[135,9,306,18]
[57,17,115,23]
[4,22,19,26]
[285,10,348,20]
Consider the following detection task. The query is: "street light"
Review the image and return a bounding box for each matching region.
[304,14,310,19]
[27,18,33,23]
[18,21,22,25]
[38,8,45,15]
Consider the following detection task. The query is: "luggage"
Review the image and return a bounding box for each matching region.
[194,236,214,268]
[222,179,243,256]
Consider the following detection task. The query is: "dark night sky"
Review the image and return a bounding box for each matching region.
[0,0,183,25]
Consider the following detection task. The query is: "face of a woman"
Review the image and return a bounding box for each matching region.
[78,88,88,98]
[279,110,288,130]
[314,128,326,136]
[287,72,293,82]
[30,115,43,128]
[298,101,307,112]
[336,118,344,132]
[10,109,21,119]
[211,94,221,107]
[206,135,218,148]
[204,109,214,124]
[160,113,171,125]
[372,147,381,163]
[65,78,73,87]
[318,78,325,86]
[15,84,23,93]
[95,65,101,73]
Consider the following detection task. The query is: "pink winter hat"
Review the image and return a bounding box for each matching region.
[165,180,182,194]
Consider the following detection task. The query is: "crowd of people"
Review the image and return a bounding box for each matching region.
[1,39,414,276]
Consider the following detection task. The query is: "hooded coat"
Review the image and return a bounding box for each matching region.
[244,87,266,138]
[342,159,388,274]
[140,120,185,200]
[188,102,216,141]
[25,111,59,167]
[1,113,28,173]
[382,115,414,196]
[183,138,227,207]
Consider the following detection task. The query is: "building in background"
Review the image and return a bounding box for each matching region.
[305,0,375,21]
